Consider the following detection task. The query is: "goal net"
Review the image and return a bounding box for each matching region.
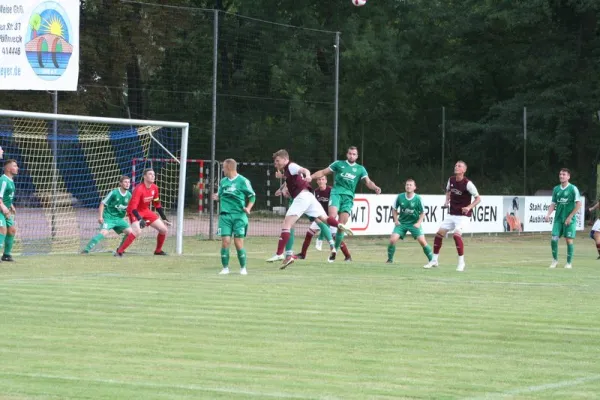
[0,110,188,255]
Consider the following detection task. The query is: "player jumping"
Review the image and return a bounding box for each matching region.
[424,160,481,272]
[311,146,381,262]
[545,168,581,269]
[115,168,171,256]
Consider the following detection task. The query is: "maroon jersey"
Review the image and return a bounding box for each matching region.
[446,176,478,217]
[315,186,332,211]
[284,162,310,199]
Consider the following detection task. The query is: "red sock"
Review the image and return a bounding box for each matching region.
[326,217,339,227]
[340,241,351,258]
[118,233,137,253]
[596,243,600,256]
[276,229,291,255]
[156,233,166,253]
[453,234,464,256]
[433,234,443,255]
[300,230,315,256]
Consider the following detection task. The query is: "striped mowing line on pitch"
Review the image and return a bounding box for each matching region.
[464,374,600,399]
[0,372,340,400]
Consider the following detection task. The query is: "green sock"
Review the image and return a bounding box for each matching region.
[551,239,558,260]
[0,233,5,254]
[285,229,295,252]
[387,243,395,261]
[84,233,105,252]
[237,248,247,268]
[335,231,345,250]
[220,247,230,268]
[316,221,333,242]
[318,229,326,240]
[423,244,433,261]
[567,243,574,264]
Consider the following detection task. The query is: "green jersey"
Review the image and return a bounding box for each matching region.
[218,174,256,214]
[0,175,15,209]
[394,193,424,225]
[329,160,368,197]
[551,183,580,223]
[102,188,132,219]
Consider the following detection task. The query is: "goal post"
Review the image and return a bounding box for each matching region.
[0,109,189,255]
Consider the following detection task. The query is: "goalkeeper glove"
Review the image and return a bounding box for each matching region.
[132,210,146,228]
[156,207,169,222]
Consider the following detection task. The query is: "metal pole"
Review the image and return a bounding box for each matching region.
[52,91,58,239]
[176,124,189,255]
[441,106,446,189]
[523,106,527,195]
[209,9,219,240]
[333,32,340,161]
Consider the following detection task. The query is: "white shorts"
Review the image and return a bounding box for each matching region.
[287,191,325,219]
[439,215,470,235]
[309,221,320,230]
[592,219,600,232]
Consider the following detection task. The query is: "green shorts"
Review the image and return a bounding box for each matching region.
[392,223,423,240]
[329,193,354,215]
[101,217,130,234]
[218,213,248,238]
[552,220,577,239]
[0,214,14,228]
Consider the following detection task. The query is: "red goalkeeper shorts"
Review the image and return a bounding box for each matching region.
[128,210,158,225]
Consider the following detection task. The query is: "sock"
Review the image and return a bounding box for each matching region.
[277,229,291,255]
[567,243,574,264]
[0,233,5,253]
[155,233,166,253]
[335,231,344,250]
[340,241,351,258]
[301,229,315,256]
[84,233,105,252]
[4,234,13,255]
[423,244,433,261]
[118,234,128,249]
[433,233,443,255]
[326,216,340,227]
[117,233,137,253]
[387,243,395,261]
[316,221,333,242]
[458,255,465,264]
[596,242,600,256]
[237,248,247,268]
[220,247,230,268]
[285,228,295,252]
[453,234,464,256]
[551,239,558,260]
[318,229,326,240]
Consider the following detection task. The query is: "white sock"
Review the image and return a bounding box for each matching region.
[432,254,439,262]
[458,255,465,264]
[285,250,294,256]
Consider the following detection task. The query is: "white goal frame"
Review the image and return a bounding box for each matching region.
[0,109,189,255]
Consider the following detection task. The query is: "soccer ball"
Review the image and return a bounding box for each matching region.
[352,0,367,6]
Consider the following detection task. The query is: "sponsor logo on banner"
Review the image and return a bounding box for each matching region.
[523,196,585,232]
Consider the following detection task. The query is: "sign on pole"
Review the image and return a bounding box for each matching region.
[0,0,79,90]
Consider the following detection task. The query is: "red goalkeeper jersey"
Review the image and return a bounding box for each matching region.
[127,183,162,219]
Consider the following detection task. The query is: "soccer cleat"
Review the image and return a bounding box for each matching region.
[564,263,572,269]
[266,254,284,263]
[549,260,558,269]
[344,257,353,262]
[386,259,393,264]
[1,254,14,262]
[456,261,465,272]
[296,254,306,260]
[315,239,323,251]
[219,267,230,275]
[337,223,354,236]
[280,255,295,270]
[597,256,600,260]
[423,260,438,269]
[114,251,124,258]
[240,268,248,275]
[80,250,89,255]
[154,251,168,256]
[328,248,337,263]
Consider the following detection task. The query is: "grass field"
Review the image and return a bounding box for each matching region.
[1,234,600,399]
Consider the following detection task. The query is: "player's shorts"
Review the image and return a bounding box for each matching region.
[218,212,248,238]
[552,220,577,239]
[101,217,130,234]
[329,193,354,214]
[0,214,14,228]
[439,215,470,234]
[128,209,159,225]
[309,221,320,231]
[287,191,324,218]
[590,219,600,238]
[392,223,424,240]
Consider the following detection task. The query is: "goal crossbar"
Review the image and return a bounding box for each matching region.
[0,109,189,255]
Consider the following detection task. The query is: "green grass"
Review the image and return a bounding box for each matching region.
[1,235,600,399]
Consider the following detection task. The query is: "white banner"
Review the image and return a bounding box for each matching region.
[346,194,504,236]
[0,0,79,90]
[523,196,585,232]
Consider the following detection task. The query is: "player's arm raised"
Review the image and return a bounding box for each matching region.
[310,166,333,180]
[363,176,381,194]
